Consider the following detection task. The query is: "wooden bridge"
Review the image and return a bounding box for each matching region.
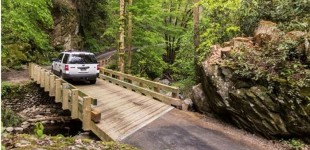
[28,63,186,141]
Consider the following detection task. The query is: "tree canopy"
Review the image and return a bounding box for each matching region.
[1,0,308,91]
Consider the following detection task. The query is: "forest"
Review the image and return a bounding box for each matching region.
[1,0,310,149]
[2,0,309,89]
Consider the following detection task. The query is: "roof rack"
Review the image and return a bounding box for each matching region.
[63,50,93,54]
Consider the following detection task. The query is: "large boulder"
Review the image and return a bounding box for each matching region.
[195,21,310,142]
[191,84,210,113]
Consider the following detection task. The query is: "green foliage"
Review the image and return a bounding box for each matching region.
[1,108,23,127]
[1,81,37,99]
[238,0,310,35]
[79,0,114,52]
[104,0,168,78]
[131,47,168,79]
[128,0,169,78]
[198,0,241,62]
[1,43,30,68]
[1,82,26,127]
[1,0,54,68]
[2,134,138,149]
[286,138,305,150]
[1,82,22,98]
[222,35,309,89]
[34,122,45,138]
[171,29,196,94]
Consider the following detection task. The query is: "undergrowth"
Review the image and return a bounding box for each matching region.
[1,108,23,127]
[222,34,310,91]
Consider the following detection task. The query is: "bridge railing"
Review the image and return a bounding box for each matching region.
[99,68,184,109]
[98,56,112,67]
[29,63,103,133]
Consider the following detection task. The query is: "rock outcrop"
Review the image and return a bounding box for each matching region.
[51,0,82,50]
[194,21,310,142]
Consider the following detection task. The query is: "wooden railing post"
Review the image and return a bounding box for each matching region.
[49,75,55,97]
[71,89,79,119]
[37,66,41,84]
[31,63,35,79]
[32,64,36,81]
[62,83,69,110]
[55,79,62,102]
[34,65,37,82]
[139,82,144,88]
[83,97,92,131]
[40,69,45,88]
[44,72,50,92]
[172,92,178,98]
[154,87,159,93]
[29,63,32,78]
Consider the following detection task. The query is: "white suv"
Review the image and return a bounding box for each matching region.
[51,51,99,84]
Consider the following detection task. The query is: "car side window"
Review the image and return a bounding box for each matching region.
[62,54,70,64]
[57,54,64,62]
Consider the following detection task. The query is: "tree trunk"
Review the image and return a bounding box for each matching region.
[193,0,200,82]
[127,0,133,74]
[118,0,126,73]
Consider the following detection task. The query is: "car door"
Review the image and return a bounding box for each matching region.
[60,54,70,74]
[54,53,64,73]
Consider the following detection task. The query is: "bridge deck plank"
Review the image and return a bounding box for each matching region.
[75,79,173,141]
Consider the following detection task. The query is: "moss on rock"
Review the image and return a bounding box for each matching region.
[195,21,310,142]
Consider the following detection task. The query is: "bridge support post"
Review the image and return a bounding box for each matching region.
[36,66,40,84]
[40,69,45,88]
[34,65,37,82]
[29,63,32,79]
[172,92,178,98]
[44,72,50,92]
[154,87,159,93]
[32,64,36,81]
[49,75,55,97]
[62,83,69,110]
[71,89,79,119]
[83,96,92,131]
[55,79,62,102]
[31,63,35,79]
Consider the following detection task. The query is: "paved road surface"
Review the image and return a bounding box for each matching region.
[122,109,260,150]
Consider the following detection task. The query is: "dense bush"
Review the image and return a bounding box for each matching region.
[1,108,23,127]
[1,0,55,68]
[1,82,24,98]
[238,0,310,35]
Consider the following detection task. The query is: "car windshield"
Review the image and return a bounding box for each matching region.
[68,54,97,64]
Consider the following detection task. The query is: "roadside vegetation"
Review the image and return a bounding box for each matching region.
[2,134,138,150]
